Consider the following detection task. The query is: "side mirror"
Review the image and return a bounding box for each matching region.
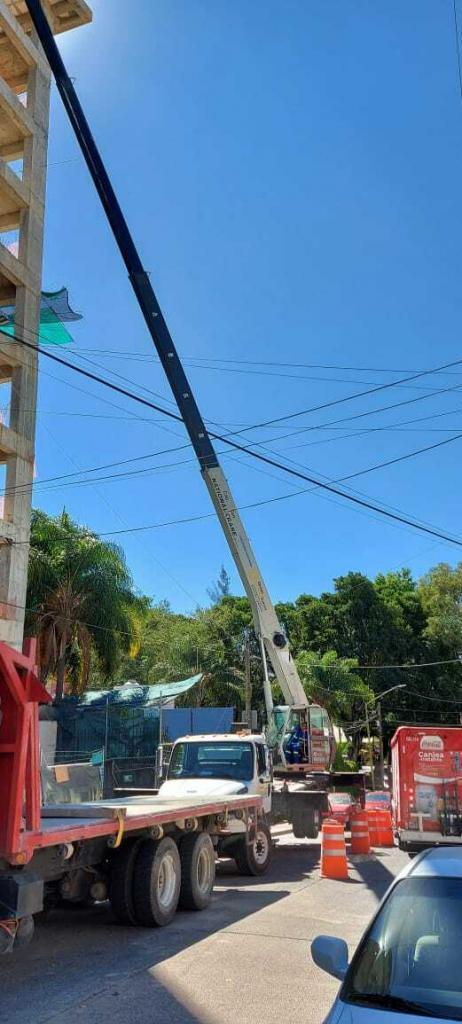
[311,936,349,981]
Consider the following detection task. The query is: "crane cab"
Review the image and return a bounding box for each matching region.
[268,704,335,772]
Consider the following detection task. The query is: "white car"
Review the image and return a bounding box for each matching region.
[311,847,462,1022]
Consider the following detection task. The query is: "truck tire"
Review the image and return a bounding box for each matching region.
[132,837,181,927]
[179,832,215,911]
[109,838,142,925]
[234,822,272,876]
[292,809,320,840]
[305,810,320,840]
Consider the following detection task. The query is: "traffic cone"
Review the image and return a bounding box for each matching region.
[321,818,349,879]
[366,808,380,847]
[376,808,394,848]
[350,810,371,854]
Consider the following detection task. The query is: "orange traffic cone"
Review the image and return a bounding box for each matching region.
[350,810,370,854]
[376,808,394,848]
[366,808,380,847]
[321,818,349,879]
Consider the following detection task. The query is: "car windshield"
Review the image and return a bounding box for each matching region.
[342,876,462,1019]
[167,741,254,782]
[330,794,351,805]
[366,793,390,804]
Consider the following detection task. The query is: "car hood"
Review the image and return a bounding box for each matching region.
[334,998,450,1024]
[159,777,248,799]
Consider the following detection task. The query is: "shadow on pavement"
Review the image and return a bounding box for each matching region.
[351,849,396,900]
[0,841,322,1024]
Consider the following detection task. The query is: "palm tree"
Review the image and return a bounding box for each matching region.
[26,509,145,700]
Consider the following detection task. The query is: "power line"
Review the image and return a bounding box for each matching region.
[9,331,462,548]
[77,348,462,377]
[8,320,462,441]
[219,354,462,436]
[71,351,462,394]
[8,331,462,549]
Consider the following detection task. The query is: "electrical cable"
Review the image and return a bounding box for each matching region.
[7,331,462,549]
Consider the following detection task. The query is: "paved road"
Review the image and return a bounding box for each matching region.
[2,833,407,1024]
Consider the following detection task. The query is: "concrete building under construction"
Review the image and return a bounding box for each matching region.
[0,0,91,648]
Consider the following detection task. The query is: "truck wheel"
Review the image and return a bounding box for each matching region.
[292,813,307,839]
[292,809,320,839]
[305,810,320,840]
[133,837,181,927]
[109,838,142,925]
[234,822,272,876]
[179,832,215,911]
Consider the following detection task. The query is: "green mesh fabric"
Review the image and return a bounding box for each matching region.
[0,287,82,346]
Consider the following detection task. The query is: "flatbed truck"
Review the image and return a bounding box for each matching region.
[0,642,262,952]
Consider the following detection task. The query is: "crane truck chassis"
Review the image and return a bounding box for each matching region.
[0,642,263,954]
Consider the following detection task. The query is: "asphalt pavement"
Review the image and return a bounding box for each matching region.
[1,831,407,1024]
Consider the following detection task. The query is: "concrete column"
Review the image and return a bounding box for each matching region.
[0,0,92,648]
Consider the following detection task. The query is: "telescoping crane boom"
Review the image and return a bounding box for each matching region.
[25,0,335,772]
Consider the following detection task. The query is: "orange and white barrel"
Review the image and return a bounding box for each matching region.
[350,810,370,854]
[321,818,349,880]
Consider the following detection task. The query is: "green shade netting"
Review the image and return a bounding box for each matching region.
[0,287,81,346]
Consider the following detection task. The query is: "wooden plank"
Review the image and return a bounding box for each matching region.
[42,804,123,820]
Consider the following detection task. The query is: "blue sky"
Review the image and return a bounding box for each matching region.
[35,0,462,610]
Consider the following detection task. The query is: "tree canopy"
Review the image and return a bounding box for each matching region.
[113,564,462,743]
[26,509,146,699]
[25,516,462,743]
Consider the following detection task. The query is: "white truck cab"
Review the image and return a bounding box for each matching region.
[159,733,273,875]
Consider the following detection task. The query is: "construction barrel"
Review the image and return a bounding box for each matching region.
[321,818,349,880]
[350,810,370,854]
[376,808,394,848]
[366,807,380,847]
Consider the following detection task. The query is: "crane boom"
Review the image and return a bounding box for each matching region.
[25,0,335,772]
[202,465,308,708]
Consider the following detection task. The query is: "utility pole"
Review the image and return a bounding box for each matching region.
[365,684,406,790]
[244,634,252,727]
[376,700,385,789]
[364,701,375,788]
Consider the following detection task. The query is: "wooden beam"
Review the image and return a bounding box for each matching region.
[0,210,19,230]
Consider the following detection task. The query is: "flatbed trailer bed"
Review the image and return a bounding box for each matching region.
[20,793,261,857]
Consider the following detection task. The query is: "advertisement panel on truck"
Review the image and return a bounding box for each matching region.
[391,727,462,846]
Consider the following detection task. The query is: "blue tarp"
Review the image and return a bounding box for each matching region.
[60,674,203,708]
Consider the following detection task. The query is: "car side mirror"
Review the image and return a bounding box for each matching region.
[311,936,349,981]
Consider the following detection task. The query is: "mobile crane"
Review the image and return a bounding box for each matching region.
[24,0,337,781]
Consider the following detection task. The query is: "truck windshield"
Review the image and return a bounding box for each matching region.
[167,742,254,782]
[342,876,462,1020]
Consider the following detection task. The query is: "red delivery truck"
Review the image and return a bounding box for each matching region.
[391,726,462,855]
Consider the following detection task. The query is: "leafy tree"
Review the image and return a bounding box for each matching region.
[418,563,462,653]
[207,565,231,605]
[26,509,145,699]
[295,649,374,736]
[115,596,249,709]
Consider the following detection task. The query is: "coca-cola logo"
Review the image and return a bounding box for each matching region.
[420,735,444,751]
